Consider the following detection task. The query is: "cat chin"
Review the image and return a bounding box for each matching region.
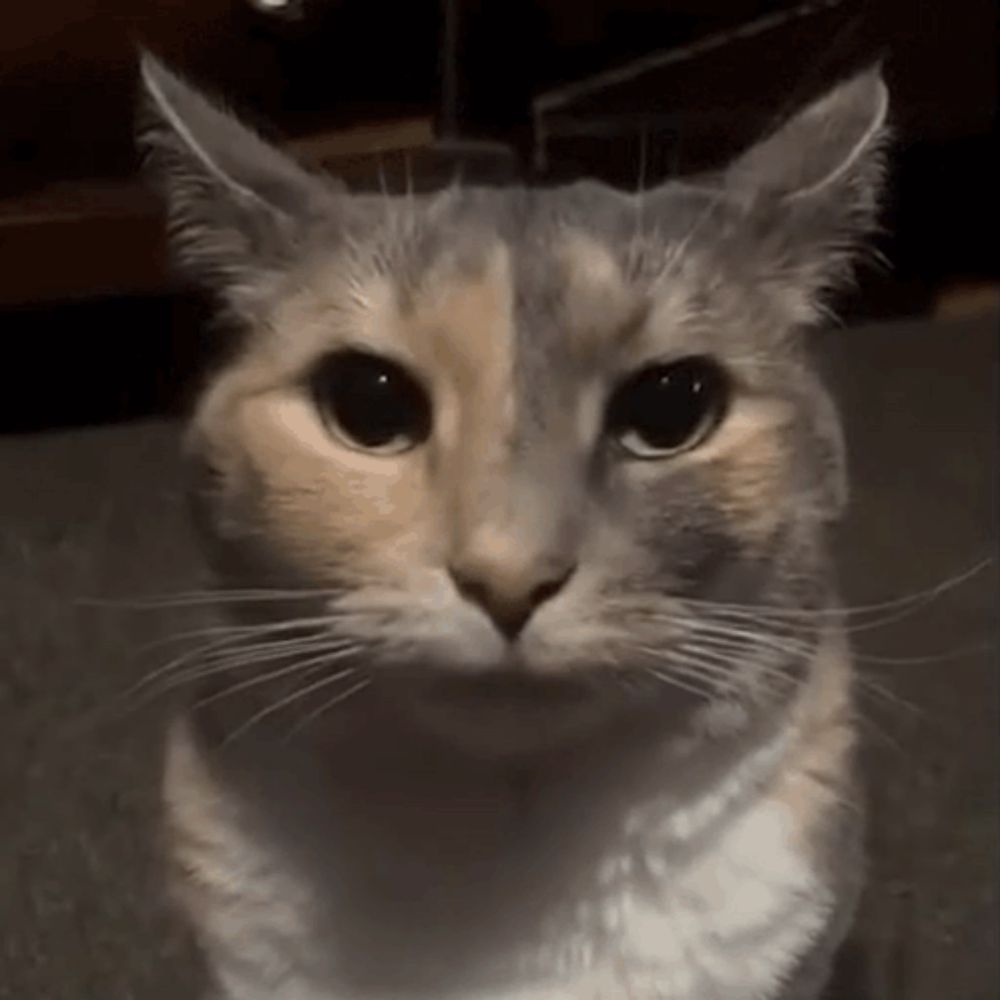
[375,663,700,759]
[402,697,620,758]
[375,669,621,758]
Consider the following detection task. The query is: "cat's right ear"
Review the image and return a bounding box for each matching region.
[137,52,336,312]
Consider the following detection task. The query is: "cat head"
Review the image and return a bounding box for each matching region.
[139,54,887,748]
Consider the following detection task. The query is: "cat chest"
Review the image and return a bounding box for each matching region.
[178,791,831,1000]
[557,796,833,1000]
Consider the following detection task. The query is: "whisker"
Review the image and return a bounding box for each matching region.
[196,654,359,713]
[134,614,344,654]
[285,677,373,739]
[688,618,990,670]
[677,640,796,685]
[640,665,716,702]
[147,637,359,703]
[851,706,909,758]
[675,558,992,624]
[852,672,923,718]
[128,627,337,699]
[680,631,927,719]
[853,641,994,667]
[676,649,792,703]
[671,613,991,674]
[223,665,370,745]
[684,621,816,661]
[81,587,342,610]
[839,593,990,634]
[125,630,260,701]
[640,641,920,756]
[656,646,740,680]
[635,644,777,700]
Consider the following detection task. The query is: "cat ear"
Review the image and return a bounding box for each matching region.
[137,51,336,311]
[722,66,890,320]
[725,66,888,203]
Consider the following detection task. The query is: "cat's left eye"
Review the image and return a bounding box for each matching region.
[310,350,431,455]
[606,356,729,459]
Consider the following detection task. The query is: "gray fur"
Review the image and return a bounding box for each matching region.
[139,53,889,1000]
[139,52,886,326]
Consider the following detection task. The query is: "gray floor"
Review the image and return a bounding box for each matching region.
[1,313,996,999]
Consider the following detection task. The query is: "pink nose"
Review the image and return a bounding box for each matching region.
[448,562,576,640]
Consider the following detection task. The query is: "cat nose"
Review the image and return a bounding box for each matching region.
[448,554,577,641]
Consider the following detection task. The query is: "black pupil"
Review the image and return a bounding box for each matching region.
[313,351,430,449]
[608,357,725,452]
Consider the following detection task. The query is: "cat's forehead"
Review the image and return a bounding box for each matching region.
[288,183,740,374]
[140,54,888,363]
[399,181,714,293]
[405,199,644,349]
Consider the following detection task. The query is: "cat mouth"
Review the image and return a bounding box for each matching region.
[425,670,595,707]
[382,654,599,710]
[379,656,644,753]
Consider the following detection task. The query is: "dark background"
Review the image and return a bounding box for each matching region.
[0,0,996,432]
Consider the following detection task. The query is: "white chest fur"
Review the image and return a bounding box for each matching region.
[567,796,831,1000]
[165,703,840,1000]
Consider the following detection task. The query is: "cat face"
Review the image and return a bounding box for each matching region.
[140,56,887,743]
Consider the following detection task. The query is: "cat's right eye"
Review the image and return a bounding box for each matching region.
[310,350,431,455]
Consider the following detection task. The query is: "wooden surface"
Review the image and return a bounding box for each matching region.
[0,312,996,998]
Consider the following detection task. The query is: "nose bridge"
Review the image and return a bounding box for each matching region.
[446,444,580,639]
[449,437,580,587]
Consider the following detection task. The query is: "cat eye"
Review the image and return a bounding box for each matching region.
[311,350,431,455]
[606,356,729,459]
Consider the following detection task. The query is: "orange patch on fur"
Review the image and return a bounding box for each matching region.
[773,632,857,859]
[695,399,793,545]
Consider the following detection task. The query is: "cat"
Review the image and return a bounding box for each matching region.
[138,52,888,1000]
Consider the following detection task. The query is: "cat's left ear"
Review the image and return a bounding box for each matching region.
[137,52,339,314]
[722,65,890,320]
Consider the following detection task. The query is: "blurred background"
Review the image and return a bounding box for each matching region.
[0,0,996,432]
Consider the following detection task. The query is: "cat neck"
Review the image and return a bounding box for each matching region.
[166,645,847,999]
[184,672,791,865]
